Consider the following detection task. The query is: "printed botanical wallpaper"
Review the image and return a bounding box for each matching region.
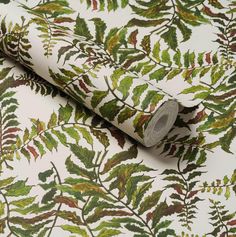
[0,0,235,236]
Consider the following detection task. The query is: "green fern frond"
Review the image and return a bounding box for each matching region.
[32,17,68,57]
[59,146,179,236]
[157,129,210,165]
[20,1,75,57]
[0,176,40,236]
[203,4,236,60]
[208,199,236,236]
[199,70,236,153]
[15,71,60,97]
[0,90,20,169]
[13,102,114,160]
[162,160,204,231]
[0,16,33,67]
[201,170,236,200]
[80,0,129,11]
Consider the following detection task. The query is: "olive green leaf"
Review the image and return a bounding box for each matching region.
[75,14,93,39]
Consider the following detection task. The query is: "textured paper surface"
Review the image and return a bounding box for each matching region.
[0,0,235,236]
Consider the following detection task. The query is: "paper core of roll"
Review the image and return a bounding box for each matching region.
[143,101,179,147]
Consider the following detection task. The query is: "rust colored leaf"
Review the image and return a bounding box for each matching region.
[184,69,194,80]
[164,203,183,216]
[212,111,235,128]
[27,145,39,159]
[187,190,198,199]
[205,52,212,64]
[230,29,236,37]
[188,109,207,124]
[11,79,29,88]
[230,43,236,52]
[3,134,16,140]
[146,212,153,223]
[36,120,45,133]
[79,80,90,93]
[3,128,21,135]
[227,219,236,226]
[202,6,229,20]
[220,232,226,237]
[92,0,98,10]
[208,89,236,101]
[173,184,183,195]
[109,128,125,148]
[54,195,78,208]
[136,115,151,128]
[128,29,138,47]
[73,183,105,195]
[217,33,227,41]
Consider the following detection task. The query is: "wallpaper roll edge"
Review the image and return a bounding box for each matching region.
[143,100,179,147]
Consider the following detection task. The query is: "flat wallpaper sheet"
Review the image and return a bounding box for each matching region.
[0,0,235,237]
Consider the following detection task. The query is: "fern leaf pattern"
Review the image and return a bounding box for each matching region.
[0,15,32,66]
[0,0,235,236]
[207,199,236,236]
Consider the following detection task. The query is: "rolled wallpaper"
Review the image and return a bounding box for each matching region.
[0,2,180,147]
[0,1,234,147]
[0,1,235,237]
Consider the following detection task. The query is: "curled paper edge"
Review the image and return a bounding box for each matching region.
[143,101,179,147]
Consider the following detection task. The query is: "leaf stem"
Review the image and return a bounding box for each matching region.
[224,12,234,61]
[62,65,96,91]
[43,15,54,57]
[7,121,107,160]
[81,198,95,237]
[96,151,155,237]
[149,0,176,36]
[0,190,20,237]
[177,157,193,230]
[61,33,174,98]
[104,76,153,115]
[46,162,62,237]
[212,201,229,236]
[159,137,213,153]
